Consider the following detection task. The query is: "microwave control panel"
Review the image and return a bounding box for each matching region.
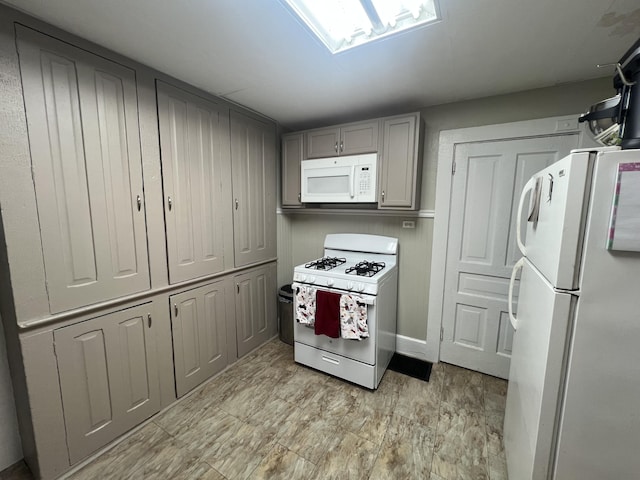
[358,167,372,194]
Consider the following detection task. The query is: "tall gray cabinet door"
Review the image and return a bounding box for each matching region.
[378,114,420,209]
[170,280,228,397]
[235,264,277,357]
[54,304,160,464]
[281,133,303,206]
[157,82,229,283]
[230,111,277,267]
[16,26,149,313]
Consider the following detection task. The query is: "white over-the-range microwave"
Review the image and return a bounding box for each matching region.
[300,153,377,203]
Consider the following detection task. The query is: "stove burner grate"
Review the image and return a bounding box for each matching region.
[305,256,347,271]
[345,261,386,277]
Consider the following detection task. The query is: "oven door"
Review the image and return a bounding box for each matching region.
[292,284,376,365]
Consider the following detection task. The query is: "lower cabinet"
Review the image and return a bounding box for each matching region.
[170,280,229,397]
[54,303,160,464]
[235,264,277,357]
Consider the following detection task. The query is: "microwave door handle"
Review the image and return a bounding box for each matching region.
[350,166,356,198]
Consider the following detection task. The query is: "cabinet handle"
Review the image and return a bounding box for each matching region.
[298,192,301,202]
[334,141,338,153]
[237,284,240,293]
[137,195,142,211]
[174,303,178,317]
[147,313,152,328]
[235,198,239,210]
[381,190,385,203]
[168,196,173,211]
[340,141,344,152]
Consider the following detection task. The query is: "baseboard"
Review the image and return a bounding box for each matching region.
[395,334,438,363]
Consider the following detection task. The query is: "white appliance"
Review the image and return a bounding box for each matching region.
[301,153,377,203]
[292,233,398,389]
[504,148,640,480]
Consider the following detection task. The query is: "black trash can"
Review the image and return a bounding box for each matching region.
[278,284,294,345]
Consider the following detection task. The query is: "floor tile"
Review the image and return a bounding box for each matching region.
[247,443,316,480]
[171,462,226,480]
[310,431,379,480]
[369,414,433,479]
[441,364,484,412]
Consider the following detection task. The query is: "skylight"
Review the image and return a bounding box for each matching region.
[282,0,440,54]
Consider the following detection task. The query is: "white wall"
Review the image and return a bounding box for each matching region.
[0,315,22,470]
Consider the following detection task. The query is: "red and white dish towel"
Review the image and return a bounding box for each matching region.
[295,286,369,340]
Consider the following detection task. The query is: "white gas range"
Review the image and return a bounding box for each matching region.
[292,233,398,389]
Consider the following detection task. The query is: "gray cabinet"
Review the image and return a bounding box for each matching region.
[230,110,277,267]
[157,81,230,283]
[54,304,160,464]
[378,113,423,209]
[282,133,304,206]
[305,120,379,158]
[170,281,229,397]
[17,26,150,313]
[235,264,277,357]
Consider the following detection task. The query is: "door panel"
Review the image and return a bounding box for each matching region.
[341,121,379,155]
[17,26,150,313]
[54,304,159,464]
[171,281,228,397]
[157,81,229,283]
[305,127,340,158]
[440,135,578,378]
[230,111,276,267]
[504,258,573,480]
[235,265,277,358]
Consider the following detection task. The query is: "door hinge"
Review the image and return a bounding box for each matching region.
[440,326,444,341]
[451,161,456,175]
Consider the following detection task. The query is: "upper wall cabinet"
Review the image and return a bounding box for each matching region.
[378,113,424,209]
[230,111,277,267]
[157,81,230,284]
[16,26,150,313]
[305,120,379,158]
[281,133,303,207]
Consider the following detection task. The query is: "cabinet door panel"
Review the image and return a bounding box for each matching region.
[235,264,277,358]
[230,111,276,267]
[17,26,150,313]
[158,81,228,283]
[171,281,228,397]
[341,121,379,155]
[282,133,303,206]
[379,115,419,208]
[54,304,159,464]
[305,127,340,158]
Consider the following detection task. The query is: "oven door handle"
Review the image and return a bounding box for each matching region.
[291,282,375,305]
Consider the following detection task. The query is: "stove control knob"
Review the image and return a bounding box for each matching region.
[299,274,307,282]
[357,283,365,292]
[309,276,316,284]
[326,279,334,287]
[347,281,354,290]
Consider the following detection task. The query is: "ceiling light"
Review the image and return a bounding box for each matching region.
[282,0,440,53]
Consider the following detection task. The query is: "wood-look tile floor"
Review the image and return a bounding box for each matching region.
[1,339,508,480]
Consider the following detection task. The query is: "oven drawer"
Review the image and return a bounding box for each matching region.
[294,342,377,389]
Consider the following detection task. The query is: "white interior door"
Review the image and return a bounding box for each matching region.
[440,135,578,378]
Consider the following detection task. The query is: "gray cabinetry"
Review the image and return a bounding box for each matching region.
[305,120,379,158]
[282,133,304,206]
[16,26,150,313]
[170,281,229,397]
[54,304,160,464]
[230,110,277,267]
[235,264,277,357]
[378,113,423,209]
[157,81,230,283]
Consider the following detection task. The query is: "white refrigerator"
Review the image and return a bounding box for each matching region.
[504,148,640,480]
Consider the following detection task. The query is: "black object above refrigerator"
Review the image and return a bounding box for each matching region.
[579,37,640,149]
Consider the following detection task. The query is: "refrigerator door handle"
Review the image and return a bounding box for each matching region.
[516,176,537,256]
[508,258,525,330]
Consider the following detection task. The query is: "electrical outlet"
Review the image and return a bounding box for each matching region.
[402,220,415,229]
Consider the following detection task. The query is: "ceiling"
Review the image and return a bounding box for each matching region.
[4,0,639,130]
